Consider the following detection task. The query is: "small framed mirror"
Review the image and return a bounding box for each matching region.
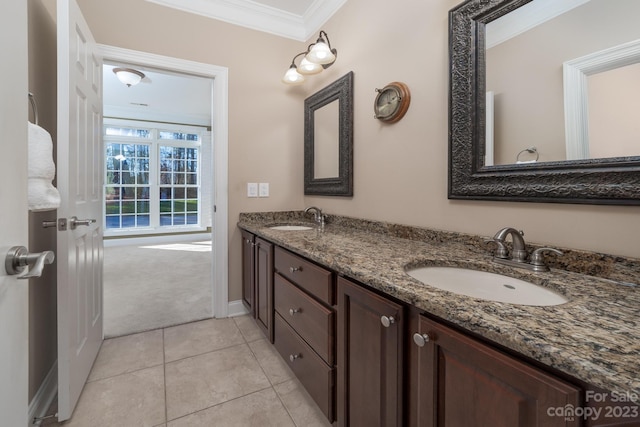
[304,71,354,196]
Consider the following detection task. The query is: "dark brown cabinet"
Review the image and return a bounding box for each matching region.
[240,230,255,316]
[337,276,404,427]
[239,232,639,427]
[254,237,273,341]
[273,247,336,422]
[241,230,274,341]
[408,314,582,427]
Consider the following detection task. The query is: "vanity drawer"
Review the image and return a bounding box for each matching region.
[274,313,335,422]
[274,273,335,365]
[274,247,334,305]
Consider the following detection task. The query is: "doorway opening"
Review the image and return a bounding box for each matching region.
[99,45,229,336]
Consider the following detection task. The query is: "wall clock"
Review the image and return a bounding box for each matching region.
[374,81,410,123]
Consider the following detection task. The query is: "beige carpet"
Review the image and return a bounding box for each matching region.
[103,240,213,338]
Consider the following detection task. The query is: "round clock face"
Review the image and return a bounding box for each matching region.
[374,82,410,123]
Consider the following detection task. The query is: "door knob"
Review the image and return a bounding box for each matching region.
[69,216,96,230]
[5,246,55,279]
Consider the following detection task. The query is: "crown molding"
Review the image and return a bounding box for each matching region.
[146,0,346,41]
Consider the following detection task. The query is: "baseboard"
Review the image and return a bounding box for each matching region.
[104,232,212,248]
[227,299,249,317]
[28,360,57,426]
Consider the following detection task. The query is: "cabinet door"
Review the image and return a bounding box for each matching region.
[255,237,274,342]
[240,230,255,316]
[337,277,404,427]
[410,315,581,427]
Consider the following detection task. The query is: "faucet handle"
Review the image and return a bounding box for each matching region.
[530,248,563,271]
[485,239,509,259]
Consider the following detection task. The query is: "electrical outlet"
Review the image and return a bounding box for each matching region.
[259,183,269,197]
[247,183,258,198]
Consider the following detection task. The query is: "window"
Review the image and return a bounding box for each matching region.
[104,119,207,235]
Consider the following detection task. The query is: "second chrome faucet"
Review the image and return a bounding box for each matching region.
[488,227,563,272]
[304,206,325,227]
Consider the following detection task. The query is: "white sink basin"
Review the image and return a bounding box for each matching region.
[269,225,314,231]
[406,266,568,306]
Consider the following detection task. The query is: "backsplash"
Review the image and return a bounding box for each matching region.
[239,211,640,285]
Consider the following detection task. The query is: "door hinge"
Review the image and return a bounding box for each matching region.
[214,205,217,213]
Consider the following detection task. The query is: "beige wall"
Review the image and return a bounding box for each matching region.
[589,63,640,158]
[28,0,59,401]
[76,0,640,306]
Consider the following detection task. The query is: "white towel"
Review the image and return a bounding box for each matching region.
[28,121,61,211]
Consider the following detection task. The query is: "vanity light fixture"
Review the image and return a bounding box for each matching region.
[113,67,146,87]
[282,30,337,85]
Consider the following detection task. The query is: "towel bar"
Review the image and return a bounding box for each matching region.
[28,92,39,125]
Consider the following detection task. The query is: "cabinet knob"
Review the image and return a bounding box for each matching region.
[289,353,301,362]
[413,333,431,347]
[289,308,300,316]
[289,266,302,273]
[380,315,395,328]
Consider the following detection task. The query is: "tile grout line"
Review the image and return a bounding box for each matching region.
[162,327,168,426]
[272,380,300,427]
[164,385,275,424]
[164,339,250,365]
[163,319,274,423]
[242,326,298,426]
[86,331,165,384]
[163,318,248,364]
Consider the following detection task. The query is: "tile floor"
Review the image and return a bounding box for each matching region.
[47,316,331,427]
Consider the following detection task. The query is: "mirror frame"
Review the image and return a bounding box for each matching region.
[304,71,354,196]
[448,0,640,205]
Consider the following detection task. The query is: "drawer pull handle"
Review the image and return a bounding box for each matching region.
[289,353,301,362]
[289,308,301,316]
[289,266,302,273]
[413,333,432,347]
[380,315,395,328]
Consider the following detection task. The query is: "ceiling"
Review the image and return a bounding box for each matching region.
[103,64,213,127]
[145,0,347,41]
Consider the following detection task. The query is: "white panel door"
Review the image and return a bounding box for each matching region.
[57,0,104,420]
[0,0,29,425]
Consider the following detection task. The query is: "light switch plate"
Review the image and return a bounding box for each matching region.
[247,183,258,197]
[259,183,269,197]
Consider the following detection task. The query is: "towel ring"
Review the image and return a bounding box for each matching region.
[28,92,39,125]
[516,147,538,162]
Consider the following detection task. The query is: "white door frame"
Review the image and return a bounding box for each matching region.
[98,45,229,318]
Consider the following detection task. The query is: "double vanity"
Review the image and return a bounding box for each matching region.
[238,211,640,426]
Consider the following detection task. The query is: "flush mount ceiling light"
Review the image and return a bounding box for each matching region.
[282,30,337,85]
[113,67,146,87]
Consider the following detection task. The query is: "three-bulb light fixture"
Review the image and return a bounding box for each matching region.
[282,30,337,85]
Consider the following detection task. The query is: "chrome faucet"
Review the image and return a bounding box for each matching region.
[304,206,325,227]
[488,227,563,272]
[493,227,527,263]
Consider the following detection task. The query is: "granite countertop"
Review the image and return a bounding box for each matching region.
[238,211,640,398]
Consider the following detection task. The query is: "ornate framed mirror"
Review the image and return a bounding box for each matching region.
[448,0,640,204]
[304,71,354,196]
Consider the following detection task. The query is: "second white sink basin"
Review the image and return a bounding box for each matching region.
[269,225,314,231]
[406,266,568,306]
